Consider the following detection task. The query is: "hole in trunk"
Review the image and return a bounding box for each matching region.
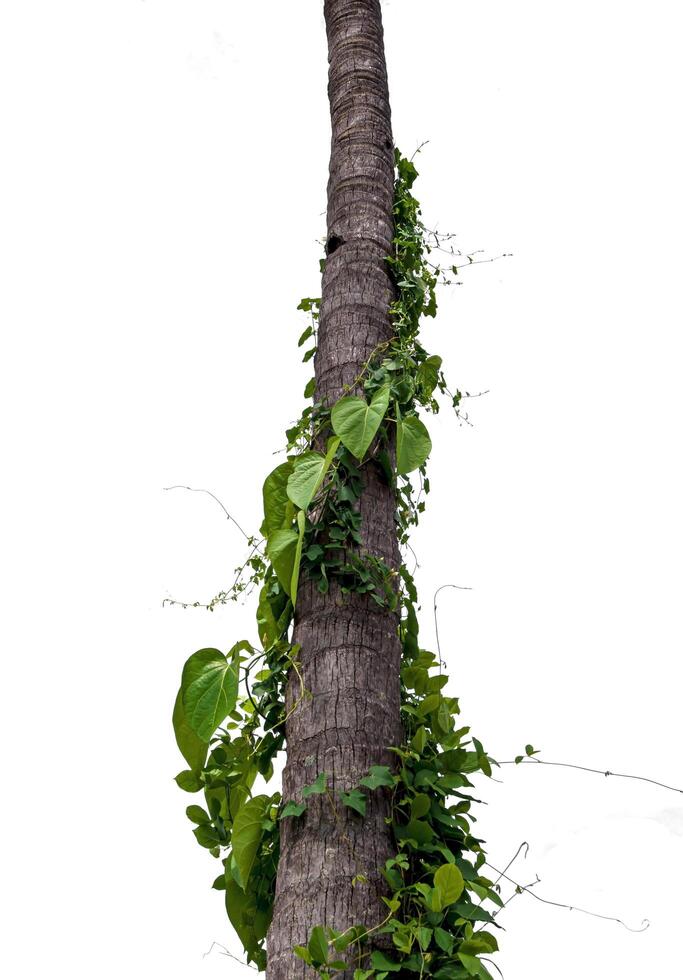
[325,234,345,255]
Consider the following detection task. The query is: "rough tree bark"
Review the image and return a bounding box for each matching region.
[266,1,399,977]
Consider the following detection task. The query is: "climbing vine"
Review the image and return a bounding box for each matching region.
[172,150,503,978]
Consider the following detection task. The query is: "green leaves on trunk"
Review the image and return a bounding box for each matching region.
[331,386,390,460]
[172,149,500,980]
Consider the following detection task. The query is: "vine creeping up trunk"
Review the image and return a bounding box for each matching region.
[173,1,501,976]
[266,2,399,977]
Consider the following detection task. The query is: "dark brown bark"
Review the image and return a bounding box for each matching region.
[266,2,399,977]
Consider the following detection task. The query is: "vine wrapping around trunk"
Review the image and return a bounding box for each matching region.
[172,149,500,979]
[172,1,500,977]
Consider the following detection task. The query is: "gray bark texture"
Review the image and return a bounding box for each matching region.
[266,1,399,977]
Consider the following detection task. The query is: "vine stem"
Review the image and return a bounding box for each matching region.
[163,484,258,547]
[433,583,472,668]
[202,941,257,970]
[483,860,650,933]
[496,757,683,796]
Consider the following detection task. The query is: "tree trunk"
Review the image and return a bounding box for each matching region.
[266,1,399,977]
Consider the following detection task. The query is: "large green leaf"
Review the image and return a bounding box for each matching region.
[307,925,329,966]
[396,415,432,473]
[286,436,340,511]
[433,862,465,909]
[261,461,294,536]
[231,795,271,890]
[331,387,390,460]
[266,529,298,597]
[267,509,305,603]
[181,644,245,741]
[225,864,265,970]
[172,689,208,771]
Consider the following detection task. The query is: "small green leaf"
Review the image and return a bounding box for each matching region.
[417,354,442,396]
[193,824,221,849]
[371,950,402,972]
[340,789,367,816]
[175,769,202,793]
[331,387,390,460]
[398,819,433,845]
[359,765,394,790]
[458,952,484,976]
[304,377,316,399]
[185,805,210,824]
[294,945,313,965]
[298,325,313,347]
[302,772,328,798]
[434,863,465,908]
[434,927,454,954]
[281,801,307,819]
[396,416,432,474]
[411,726,427,754]
[255,583,289,650]
[410,793,431,819]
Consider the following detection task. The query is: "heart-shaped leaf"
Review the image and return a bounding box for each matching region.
[340,788,367,816]
[280,801,307,819]
[302,771,328,798]
[181,644,246,741]
[417,354,442,396]
[261,461,294,536]
[287,436,340,511]
[396,415,432,473]
[172,689,208,771]
[331,387,390,460]
[433,862,465,909]
[359,765,394,790]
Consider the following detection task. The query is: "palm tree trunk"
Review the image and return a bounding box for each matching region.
[266,1,399,977]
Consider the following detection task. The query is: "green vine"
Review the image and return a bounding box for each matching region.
[171,150,500,978]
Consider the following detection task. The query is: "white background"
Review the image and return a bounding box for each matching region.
[1,1,682,977]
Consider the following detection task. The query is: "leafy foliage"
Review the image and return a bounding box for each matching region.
[171,150,501,976]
